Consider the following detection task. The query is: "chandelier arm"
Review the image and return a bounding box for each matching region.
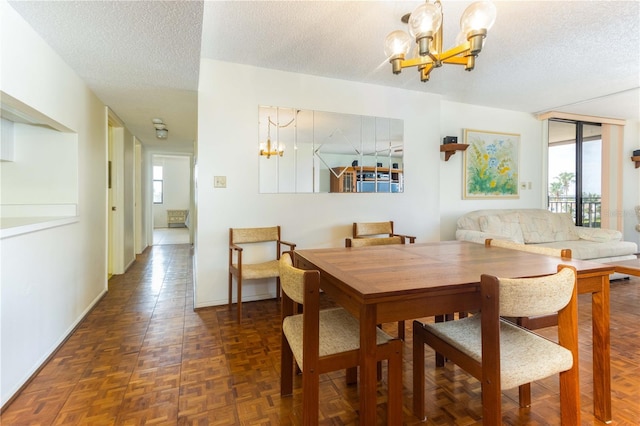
[438,43,471,61]
[441,57,469,66]
[420,63,435,81]
[398,56,435,69]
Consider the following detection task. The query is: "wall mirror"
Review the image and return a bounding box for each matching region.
[259,106,404,193]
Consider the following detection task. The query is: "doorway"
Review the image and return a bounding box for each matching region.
[151,154,192,245]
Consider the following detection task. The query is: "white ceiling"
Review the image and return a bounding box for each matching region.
[7,1,640,152]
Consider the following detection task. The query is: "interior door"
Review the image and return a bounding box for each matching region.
[108,125,113,278]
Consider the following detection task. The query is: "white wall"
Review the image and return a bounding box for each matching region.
[195,60,441,308]
[196,61,640,310]
[622,119,640,247]
[1,0,107,405]
[439,101,545,240]
[0,122,78,206]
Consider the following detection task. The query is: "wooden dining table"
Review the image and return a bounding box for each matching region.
[294,241,615,424]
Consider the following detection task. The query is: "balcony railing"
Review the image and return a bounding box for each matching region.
[548,196,601,228]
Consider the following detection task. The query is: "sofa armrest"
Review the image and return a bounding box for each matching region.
[456,229,520,244]
[576,226,622,242]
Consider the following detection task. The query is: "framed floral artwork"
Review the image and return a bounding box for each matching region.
[463,129,520,199]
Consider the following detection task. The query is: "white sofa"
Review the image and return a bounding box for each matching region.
[456,209,638,266]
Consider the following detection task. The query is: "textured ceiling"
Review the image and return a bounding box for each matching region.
[7,1,640,152]
[7,0,203,151]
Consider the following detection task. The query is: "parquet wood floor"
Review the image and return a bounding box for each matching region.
[2,244,638,425]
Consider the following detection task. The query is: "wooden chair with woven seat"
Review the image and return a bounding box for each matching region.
[412,265,580,425]
[279,253,403,426]
[484,238,574,406]
[353,221,416,244]
[485,237,572,259]
[485,238,572,328]
[228,226,296,322]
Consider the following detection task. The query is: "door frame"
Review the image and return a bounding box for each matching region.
[107,108,125,275]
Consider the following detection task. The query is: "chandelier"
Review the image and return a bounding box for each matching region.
[259,116,286,159]
[384,0,496,82]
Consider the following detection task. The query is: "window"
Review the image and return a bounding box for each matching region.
[153,165,163,204]
[548,119,602,227]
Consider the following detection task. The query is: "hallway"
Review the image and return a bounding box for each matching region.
[153,227,190,245]
[2,243,640,424]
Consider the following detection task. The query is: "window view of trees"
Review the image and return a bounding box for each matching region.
[549,171,601,227]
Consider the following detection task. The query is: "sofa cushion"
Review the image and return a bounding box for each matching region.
[457,214,482,232]
[518,211,580,243]
[535,240,638,260]
[518,211,556,243]
[576,227,622,242]
[478,213,524,243]
[553,213,580,241]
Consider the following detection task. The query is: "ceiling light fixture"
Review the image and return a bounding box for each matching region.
[259,116,285,159]
[152,118,169,139]
[384,0,496,82]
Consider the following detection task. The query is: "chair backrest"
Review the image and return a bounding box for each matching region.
[485,238,572,259]
[230,226,280,244]
[497,266,577,318]
[346,235,404,247]
[279,252,309,305]
[353,221,394,238]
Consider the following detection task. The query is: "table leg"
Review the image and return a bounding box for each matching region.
[481,277,501,425]
[359,304,378,425]
[591,276,612,423]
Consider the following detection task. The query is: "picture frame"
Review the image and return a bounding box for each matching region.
[463,129,520,199]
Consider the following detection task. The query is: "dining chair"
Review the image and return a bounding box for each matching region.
[279,253,403,426]
[345,235,404,247]
[485,238,572,327]
[412,265,579,425]
[228,226,296,322]
[352,221,416,244]
[345,235,407,340]
[484,238,574,404]
[485,237,572,259]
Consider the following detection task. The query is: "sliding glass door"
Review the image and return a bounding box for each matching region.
[548,119,602,227]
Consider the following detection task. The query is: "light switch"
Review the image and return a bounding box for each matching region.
[214,176,227,188]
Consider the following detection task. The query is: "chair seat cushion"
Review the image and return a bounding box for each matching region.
[283,308,393,369]
[232,260,279,279]
[423,315,573,390]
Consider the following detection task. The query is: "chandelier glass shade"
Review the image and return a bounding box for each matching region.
[384,0,496,82]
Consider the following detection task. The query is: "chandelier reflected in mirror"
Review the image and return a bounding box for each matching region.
[259,116,286,159]
[384,0,496,82]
